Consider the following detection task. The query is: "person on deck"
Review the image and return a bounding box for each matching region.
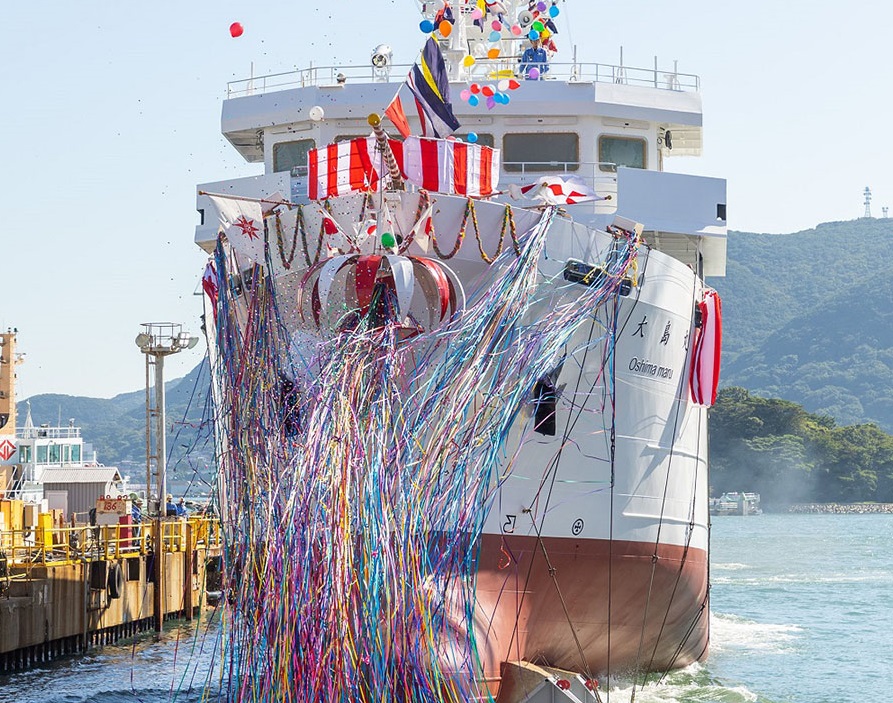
[165,494,178,517]
[519,38,549,79]
[176,498,188,517]
[131,498,143,537]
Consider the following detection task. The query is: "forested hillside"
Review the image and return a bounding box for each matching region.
[19,362,212,477]
[712,217,893,430]
[710,387,893,506]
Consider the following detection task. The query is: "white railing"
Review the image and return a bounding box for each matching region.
[226,61,698,98]
[17,426,81,440]
[287,160,618,201]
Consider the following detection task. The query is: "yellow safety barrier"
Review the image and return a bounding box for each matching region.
[0,516,222,568]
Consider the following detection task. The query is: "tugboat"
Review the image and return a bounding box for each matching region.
[195,2,726,700]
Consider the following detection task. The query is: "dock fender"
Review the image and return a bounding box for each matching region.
[107,561,124,599]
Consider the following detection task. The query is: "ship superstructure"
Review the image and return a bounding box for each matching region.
[195,3,726,701]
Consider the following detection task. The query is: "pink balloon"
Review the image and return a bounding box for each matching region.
[460,88,472,101]
[471,7,484,19]
[511,24,522,36]
[229,22,244,38]
[491,20,502,31]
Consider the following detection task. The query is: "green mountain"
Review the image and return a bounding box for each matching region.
[18,362,213,479]
[711,217,893,430]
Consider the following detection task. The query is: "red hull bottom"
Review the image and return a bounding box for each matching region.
[473,533,709,692]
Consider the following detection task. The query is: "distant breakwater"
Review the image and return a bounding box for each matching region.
[784,503,893,514]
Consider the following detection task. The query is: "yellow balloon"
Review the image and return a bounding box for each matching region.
[463,55,476,67]
[541,28,551,40]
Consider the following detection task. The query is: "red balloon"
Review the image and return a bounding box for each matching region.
[481,85,495,97]
[470,83,481,94]
[229,22,244,38]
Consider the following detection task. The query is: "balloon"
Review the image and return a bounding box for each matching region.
[381,232,397,249]
[482,85,495,97]
[528,67,540,80]
[463,54,476,67]
[491,20,502,31]
[439,20,452,37]
[420,19,435,33]
[497,79,510,91]
[511,24,522,36]
[528,29,540,40]
[541,28,551,39]
[470,83,481,94]
[537,1,548,10]
[308,106,325,121]
[532,20,545,32]
[486,96,497,110]
[468,94,480,107]
[502,93,511,104]
[467,132,479,143]
[460,89,471,101]
[471,7,483,19]
[229,22,244,38]
[487,47,500,59]
[488,30,501,42]
[508,78,521,90]
[549,5,560,17]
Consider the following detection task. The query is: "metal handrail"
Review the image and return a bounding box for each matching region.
[0,517,222,568]
[287,160,619,197]
[17,426,82,439]
[226,60,699,98]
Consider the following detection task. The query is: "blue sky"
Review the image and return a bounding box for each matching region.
[4,0,892,400]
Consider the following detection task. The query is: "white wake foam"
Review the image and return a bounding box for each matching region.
[602,662,761,702]
[710,612,802,654]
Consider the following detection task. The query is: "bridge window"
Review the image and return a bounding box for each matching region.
[598,135,646,172]
[18,445,31,463]
[503,133,579,173]
[49,444,61,463]
[273,139,315,174]
[37,445,47,463]
[72,444,81,462]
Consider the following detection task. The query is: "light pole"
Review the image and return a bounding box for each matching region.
[135,323,199,516]
[135,323,199,633]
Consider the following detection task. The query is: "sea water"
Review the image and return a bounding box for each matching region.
[3,514,890,702]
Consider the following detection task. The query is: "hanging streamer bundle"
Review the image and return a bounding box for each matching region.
[203,206,640,702]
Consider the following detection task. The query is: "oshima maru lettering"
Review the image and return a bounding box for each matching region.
[628,356,674,380]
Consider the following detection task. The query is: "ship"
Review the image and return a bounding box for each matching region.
[194,2,726,701]
[710,492,762,516]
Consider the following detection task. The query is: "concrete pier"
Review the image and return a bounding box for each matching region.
[0,516,221,673]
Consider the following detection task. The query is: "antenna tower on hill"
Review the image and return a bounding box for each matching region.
[863,187,872,218]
